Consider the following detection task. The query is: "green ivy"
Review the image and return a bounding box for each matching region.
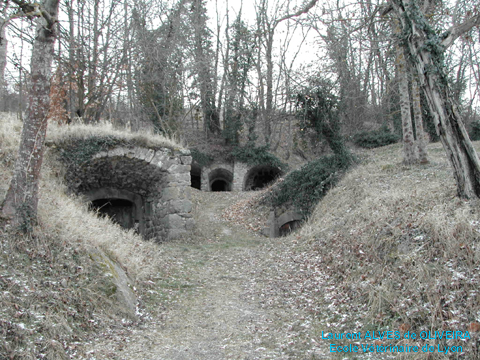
[190,148,214,168]
[230,145,287,170]
[263,154,352,217]
[469,121,480,141]
[353,125,400,149]
[57,136,125,167]
[399,0,449,88]
[296,81,352,161]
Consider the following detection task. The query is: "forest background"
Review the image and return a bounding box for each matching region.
[0,0,478,154]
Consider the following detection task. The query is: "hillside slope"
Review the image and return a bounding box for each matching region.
[2,113,480,358]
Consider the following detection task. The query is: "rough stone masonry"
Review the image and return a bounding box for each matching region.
[66,145,194,242]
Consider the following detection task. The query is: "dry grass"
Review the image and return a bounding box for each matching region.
[0,113,22,197]
[283,143,480,358]
[38,160,166,282]
[222,142,480,358]
[47,120,184,150]
[0,116,172,359]
[4,111,480,358]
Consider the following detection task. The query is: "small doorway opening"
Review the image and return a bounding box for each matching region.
[278,220,302,236]
[244,165,282,191]
[191,163,202,190]
[90,198,136,230]
[211,179,229,191]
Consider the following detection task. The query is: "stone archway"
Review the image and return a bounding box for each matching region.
[244,165,282,191]
[208,168,233,192]
[276,211,303,237]
[64,146,194,242]
[265,210,303,238]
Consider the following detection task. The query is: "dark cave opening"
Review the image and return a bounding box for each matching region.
[245,165,282,191]
[90,198,136,230]
[211,179,229,192]
[191,164,202,190]
[208,168,233,192]
[278,220,302,236]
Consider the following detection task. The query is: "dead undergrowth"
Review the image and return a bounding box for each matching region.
[0,114,175,359]
[245,143,480,359]
[3,111,480,358]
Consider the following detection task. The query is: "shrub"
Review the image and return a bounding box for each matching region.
[353,125,399,149]
[190,148,214,168]
[231,145,287,170]
[296,82,351,159]
[263,154,352,217]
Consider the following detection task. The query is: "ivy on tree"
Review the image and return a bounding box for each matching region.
[296,83,351,161]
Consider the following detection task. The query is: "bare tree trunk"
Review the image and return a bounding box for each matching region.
[1,0,60,228]
[395,20,416,165]
[67,0,76,121]
[0,9,8,111]
[411,76,428,163]
[389,0,480,198]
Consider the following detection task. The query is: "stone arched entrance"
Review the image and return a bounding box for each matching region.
[63,146,194,242]
[264,210,303,237]
[244,165,282,191]
[208,168,233,192]
[276,211,303,237]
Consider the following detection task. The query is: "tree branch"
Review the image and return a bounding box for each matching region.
[10,0,56,28]
[441,12,480,48]
[275,0,319,27]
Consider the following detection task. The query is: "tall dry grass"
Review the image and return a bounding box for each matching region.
[47,120,184,150]
[0,116,172,359]
[294,143,480,358]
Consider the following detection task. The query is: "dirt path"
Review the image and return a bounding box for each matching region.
[82,191,329,359]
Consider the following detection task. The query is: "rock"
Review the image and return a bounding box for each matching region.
[89,247,137,320]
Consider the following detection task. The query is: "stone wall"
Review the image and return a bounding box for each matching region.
[232,162,249,191]
[66,146,194,242]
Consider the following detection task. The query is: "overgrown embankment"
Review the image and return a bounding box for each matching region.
[0,116,179,359]
[3,112,480,359]
[272,143,480,358]
[222,142,480,358]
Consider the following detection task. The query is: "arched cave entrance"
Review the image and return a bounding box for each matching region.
[191,163,202,190]
[90,198,137,230]
[208,168,233,192]
[278,219,302,236]
[63,146,194,242]
[244,165,282,191]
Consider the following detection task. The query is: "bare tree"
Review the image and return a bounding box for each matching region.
[0,3,11,109]
[394,19,416,164]
[1,0,60,228]
[411,76,428,163]
[255,0,319,144]
[190,0,221,135]
[386,0,480,197]
[58,0,126,123]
